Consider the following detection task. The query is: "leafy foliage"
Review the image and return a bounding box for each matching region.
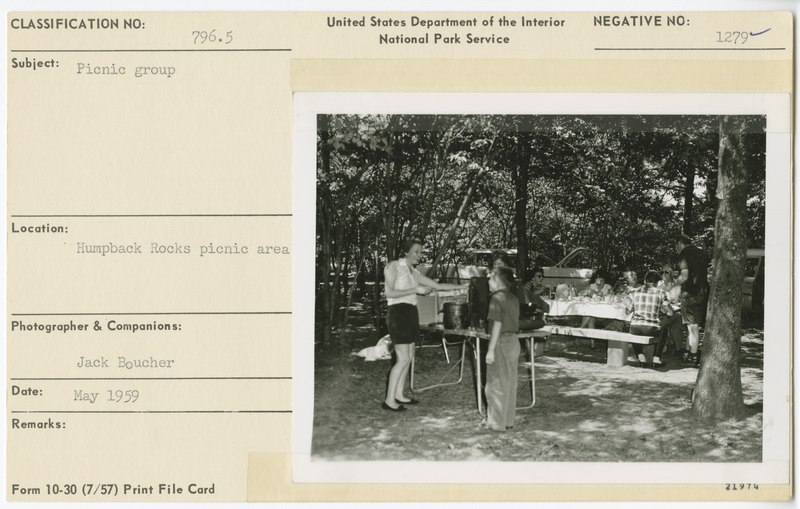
[316,114,766,336]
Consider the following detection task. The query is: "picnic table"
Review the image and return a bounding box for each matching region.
[411,324,548,415]
[541,297,655,367]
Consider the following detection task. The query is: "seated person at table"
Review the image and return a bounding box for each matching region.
[518,283,549,330]
[580,270,612,329]
[620,269,643,294]
[626,270,670,368]
[518,267,550,330]
[523,267,551,297]
[483,266,520,432]
[582,270,613,298]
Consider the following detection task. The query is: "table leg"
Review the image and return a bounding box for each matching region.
[517,337,536,410]
[607,340,627,367]
[475,337,484,416]
[442,336,450,364]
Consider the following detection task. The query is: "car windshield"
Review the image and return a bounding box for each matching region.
[556,248,589,267]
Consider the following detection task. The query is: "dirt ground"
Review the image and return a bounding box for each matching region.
[312,317,763,462]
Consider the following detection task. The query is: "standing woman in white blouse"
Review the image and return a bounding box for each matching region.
[383,237,467,411]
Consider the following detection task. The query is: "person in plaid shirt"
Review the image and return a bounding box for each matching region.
[626,270,670,368]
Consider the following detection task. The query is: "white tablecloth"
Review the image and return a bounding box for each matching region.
[544,298,632,322]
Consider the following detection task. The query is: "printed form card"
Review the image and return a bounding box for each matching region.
[4,7,793,503]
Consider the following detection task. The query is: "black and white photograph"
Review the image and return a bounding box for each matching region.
[292,93,790,484]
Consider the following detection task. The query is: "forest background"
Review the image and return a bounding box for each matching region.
[316,114,766,342]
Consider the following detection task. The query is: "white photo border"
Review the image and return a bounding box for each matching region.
[292,92,791,484]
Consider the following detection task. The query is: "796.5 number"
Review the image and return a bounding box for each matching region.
[193,30,233,44]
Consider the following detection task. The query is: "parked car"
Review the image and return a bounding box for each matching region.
[540,247,594,292]
[423,247,594,292]
[742,248,765,312]
[444,248,558,281]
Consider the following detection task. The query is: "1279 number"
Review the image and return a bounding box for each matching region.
[716,31,749,44]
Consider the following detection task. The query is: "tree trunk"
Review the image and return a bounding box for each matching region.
[692,116,748,422]
[356,229,367,296]
[418,142,445,250]
[429,166,488,275]
[341,253,367,327]
[341,239,351,299]
[317,115,333,343]
[514,148,530,282]
[705,161,719,222]
[683,166,695,236]
[373,236,382,333]
[328,220,346,340]
[317,212,332,343]
[382,118,401,260]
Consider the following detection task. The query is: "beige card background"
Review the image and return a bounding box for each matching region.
[5,9,793,503]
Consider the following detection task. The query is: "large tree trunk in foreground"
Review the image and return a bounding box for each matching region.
[692,116,748,422]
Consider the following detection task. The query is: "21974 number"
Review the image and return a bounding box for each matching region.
[725,483,759,490]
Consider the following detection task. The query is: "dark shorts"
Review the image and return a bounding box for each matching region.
[629,324,660,337]
[387,303,420,345]
[680,288,708,326]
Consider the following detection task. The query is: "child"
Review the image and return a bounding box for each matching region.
[483,266,520,431]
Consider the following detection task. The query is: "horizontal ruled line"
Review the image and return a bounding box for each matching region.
[594,47,786,51]
[11,312,290,316]
[10,377,292,381]
[11,48,292,53]
[10,410,291,414]
[10,214,292,218]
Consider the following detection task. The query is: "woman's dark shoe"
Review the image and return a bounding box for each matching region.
[396,398,420,405]
[382,402,406,412]
[651,361,668,371]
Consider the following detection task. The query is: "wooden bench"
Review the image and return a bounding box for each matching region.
[540,324,657,367]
